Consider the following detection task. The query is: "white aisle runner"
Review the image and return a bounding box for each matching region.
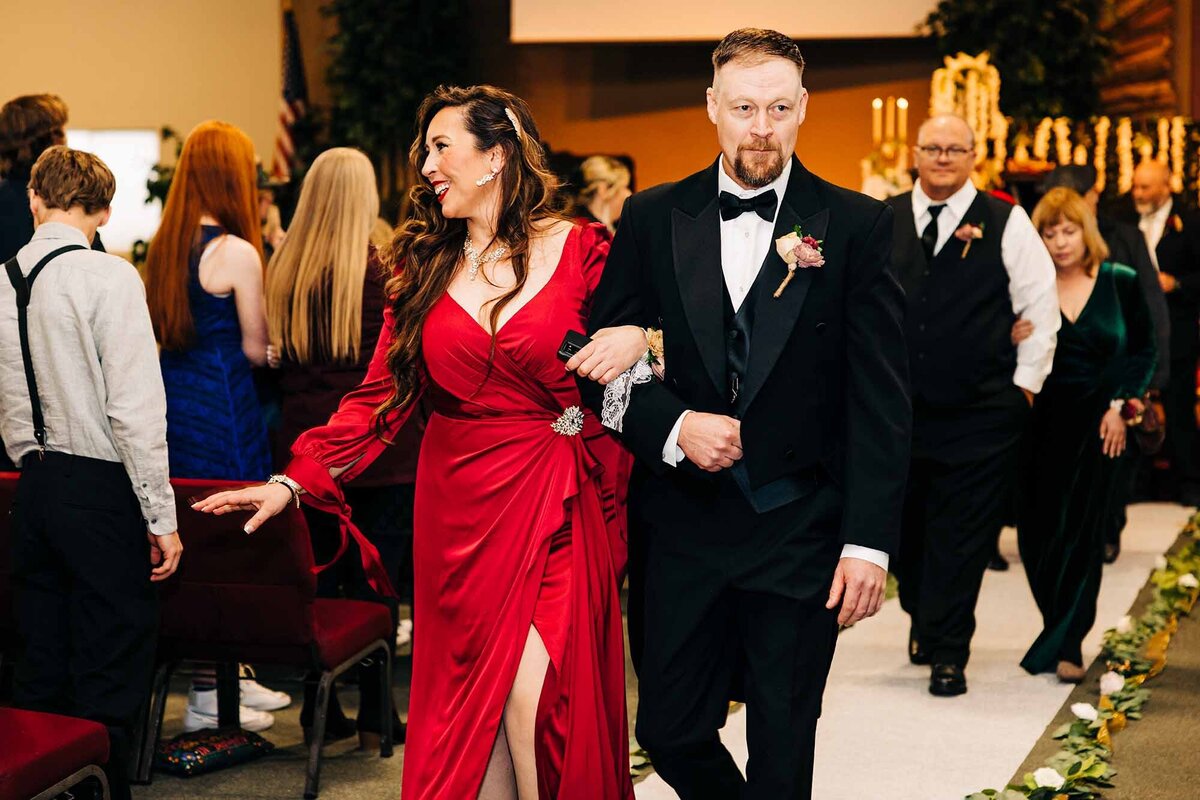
[634,503,1191,800]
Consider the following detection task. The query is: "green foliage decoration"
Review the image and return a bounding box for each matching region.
[924,0,1113,120]
[322,0,464,211]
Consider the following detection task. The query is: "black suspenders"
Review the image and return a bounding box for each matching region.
[4,244,87,458]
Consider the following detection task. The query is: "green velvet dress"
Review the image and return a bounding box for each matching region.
[1017,262,1157,673]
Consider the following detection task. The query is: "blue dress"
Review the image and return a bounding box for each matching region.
[160,225,271,480]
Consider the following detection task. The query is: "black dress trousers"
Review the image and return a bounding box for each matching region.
[11,451,158,800]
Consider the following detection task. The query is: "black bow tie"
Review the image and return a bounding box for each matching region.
[719,189,778,222]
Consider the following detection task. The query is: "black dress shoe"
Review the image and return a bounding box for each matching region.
[908,627,930,665]
[929,664,967,696]
[987,552,1009,571]
[1103,543,1120,564]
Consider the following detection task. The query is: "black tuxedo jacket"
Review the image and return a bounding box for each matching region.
[582,157,911,556]
[1111,195,1200,360]
[1098,214,1171,388]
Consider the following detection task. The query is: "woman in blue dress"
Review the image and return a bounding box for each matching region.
[145,120,271,482]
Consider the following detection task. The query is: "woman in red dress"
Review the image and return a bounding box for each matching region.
[194,85,644,799]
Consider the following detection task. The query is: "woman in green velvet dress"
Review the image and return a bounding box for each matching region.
[1018,187,1157,682]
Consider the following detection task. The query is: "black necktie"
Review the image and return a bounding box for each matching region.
[921,204,945,261]
[719,189,778,222]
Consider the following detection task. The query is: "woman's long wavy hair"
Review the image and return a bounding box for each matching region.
[374,85,568,431]
[145,120,263,351]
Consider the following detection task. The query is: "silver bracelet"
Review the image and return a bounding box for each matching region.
[267,474,303,508]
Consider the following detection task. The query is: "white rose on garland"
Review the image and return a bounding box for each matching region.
[1032,767,1064,789]
[1179,572,1199,589]
[1155,554,1168,570]
[1099,671,1125,696]
[1071,702,1099,721]
[1115,615,1134,634]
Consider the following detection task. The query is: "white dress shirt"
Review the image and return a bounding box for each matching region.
[911,180,1060,394]
[0,222,176,533]
[1138,197,1173,271]
[659,157,888,571]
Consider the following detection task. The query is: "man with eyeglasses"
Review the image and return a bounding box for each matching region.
[887,114,1059,696]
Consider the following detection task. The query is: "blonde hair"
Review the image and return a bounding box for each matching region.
[576,155,630,203]
[266,147,379,364]
[1031,187,1109,276]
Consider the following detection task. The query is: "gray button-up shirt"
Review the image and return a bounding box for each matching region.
[0,222,176,534]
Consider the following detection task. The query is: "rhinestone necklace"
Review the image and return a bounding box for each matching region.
[463,234,509,281]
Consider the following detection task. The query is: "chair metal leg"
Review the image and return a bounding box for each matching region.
[303,671,334,799]
[379,644,394,758]
[216,661,239,729]
[134,662,173,784]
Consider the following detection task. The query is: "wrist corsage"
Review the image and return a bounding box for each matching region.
[1112,398,1145,426]
[602,328,665,432]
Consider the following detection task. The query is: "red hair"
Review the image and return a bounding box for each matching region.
[145,120,263,351]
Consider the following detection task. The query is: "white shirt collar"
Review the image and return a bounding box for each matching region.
[1143,197,1174,223]
[912,178,977,222]
[30,221,91,247]
[717,154,793,207]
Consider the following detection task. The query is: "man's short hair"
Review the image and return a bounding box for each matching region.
[712,28,805,79]
[29,146,115,214]
[0,94,68,177]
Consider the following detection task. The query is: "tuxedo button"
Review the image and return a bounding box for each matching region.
[918,353,926,360]
[784,448,795,460]
[918,323,926,332]
[815,322,827,334]
[728,329,739,340]
[923,270,930,277]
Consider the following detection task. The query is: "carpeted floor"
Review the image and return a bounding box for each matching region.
[1012,529,1200,800]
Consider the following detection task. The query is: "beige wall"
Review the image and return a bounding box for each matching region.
[0,0,280,161]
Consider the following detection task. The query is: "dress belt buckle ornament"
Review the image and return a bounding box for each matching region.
[551,405,584,437]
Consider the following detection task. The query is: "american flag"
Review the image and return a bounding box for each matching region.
[270,8,308,181]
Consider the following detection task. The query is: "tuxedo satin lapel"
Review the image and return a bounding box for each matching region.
[740,200,828,414]
[672,199,726,398]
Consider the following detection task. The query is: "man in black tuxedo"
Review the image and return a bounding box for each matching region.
[1113,160,1200,505]
[576,28,909,800]
[1044,165,1170,561]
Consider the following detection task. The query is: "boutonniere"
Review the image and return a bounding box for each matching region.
[954,221,985,259]
[1171,213,1184,233]
[773,226,825,299]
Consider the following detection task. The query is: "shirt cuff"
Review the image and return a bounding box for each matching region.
[839,544,889,572]
[662,410,692,467]
[1013,365,1045,395]
[145,504,178,536]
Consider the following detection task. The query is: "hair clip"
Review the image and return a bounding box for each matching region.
[504,107,522,139]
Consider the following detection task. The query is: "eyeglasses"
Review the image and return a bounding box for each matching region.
[915,144,974,159]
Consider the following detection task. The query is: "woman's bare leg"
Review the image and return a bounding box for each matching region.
[504,626,551,800]
[477,723,517,800]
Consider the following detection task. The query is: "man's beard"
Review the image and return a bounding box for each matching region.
[1135,199,1162,216]
[733,145,786,188]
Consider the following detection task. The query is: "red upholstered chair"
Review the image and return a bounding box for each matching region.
[136,478,394,799]
[0,707,111,800]
[0,471,18,669]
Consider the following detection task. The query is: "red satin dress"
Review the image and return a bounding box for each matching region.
[287,223,634,800]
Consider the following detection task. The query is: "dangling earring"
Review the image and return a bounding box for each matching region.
[476,168,498,187]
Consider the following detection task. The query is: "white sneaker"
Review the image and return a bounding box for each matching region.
[183,688,275,732]
[238,665,292,711]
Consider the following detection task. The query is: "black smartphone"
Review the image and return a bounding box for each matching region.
[557,329,592,362]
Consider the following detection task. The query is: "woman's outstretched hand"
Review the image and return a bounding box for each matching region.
[565,325,649,385]
[191,483,294,534]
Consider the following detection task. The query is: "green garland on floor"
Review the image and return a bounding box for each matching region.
[967,515,1200,800]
